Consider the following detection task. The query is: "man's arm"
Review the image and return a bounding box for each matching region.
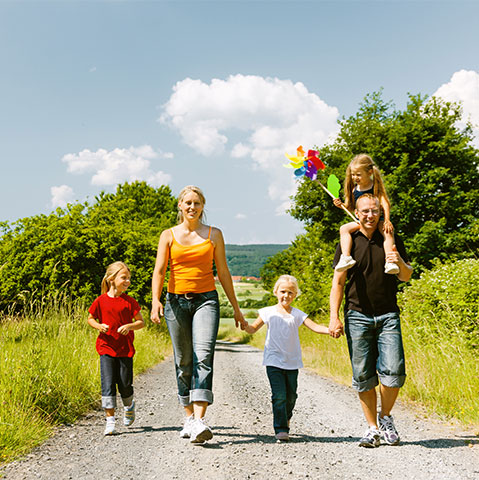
[329,270,347,338]
[387,245,413,282]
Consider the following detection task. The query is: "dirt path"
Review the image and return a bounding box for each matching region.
[2,342,478,480]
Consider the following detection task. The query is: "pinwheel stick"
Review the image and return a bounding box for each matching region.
[314,179,359,223]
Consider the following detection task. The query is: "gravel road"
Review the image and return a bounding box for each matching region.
[2,342,478,480]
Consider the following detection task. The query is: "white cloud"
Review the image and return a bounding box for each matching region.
[51,185,75,209]
[235,213,247,220]
[160,74,340,213]
[433,69,479,143]
[61,145,172,187]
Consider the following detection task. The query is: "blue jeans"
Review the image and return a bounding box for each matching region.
[345,310,406,392]
[164,290,220,406]
[100,355,134,409]
[266,366,298,434]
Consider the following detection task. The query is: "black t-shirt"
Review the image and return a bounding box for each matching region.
[333,230,409,316]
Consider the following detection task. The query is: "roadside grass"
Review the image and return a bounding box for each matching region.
[0,297,171,465]
[281,315,479,427]
[219,281,478,427]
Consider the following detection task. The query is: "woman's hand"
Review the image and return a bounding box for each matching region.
[333,198,344,209]
[234,309,247,330]
[150,302,164,324]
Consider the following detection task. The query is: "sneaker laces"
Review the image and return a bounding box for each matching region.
[380,415,396,433]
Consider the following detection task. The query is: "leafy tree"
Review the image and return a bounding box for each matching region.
[0,182,177,311]
[266,91,479,316]
[291,92,479,272]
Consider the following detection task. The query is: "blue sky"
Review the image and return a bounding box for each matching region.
[1,0,478,244]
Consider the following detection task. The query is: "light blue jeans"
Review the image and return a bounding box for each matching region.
[345,310,406,392]
[164,290,220,406]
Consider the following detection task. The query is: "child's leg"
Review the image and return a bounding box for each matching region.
[100,355,118,435]
[339,222,360,257]
[285,369,299,425]
[118,357,136,427]
[383,231,395,256]
[266,366,289,434]
[118,357,134,407]
[100,355,118,411]
[380,224,400,274]
[336,222,361,272]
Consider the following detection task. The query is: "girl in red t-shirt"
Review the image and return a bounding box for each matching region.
[88,261,144,435]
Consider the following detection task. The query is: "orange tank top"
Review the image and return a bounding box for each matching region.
[168,227,216,294]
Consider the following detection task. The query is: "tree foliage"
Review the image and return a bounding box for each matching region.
[0,182,177,311]
[264,91,479,316]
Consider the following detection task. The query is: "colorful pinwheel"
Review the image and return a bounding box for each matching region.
[284,146,358,222]
[284,146,325,180]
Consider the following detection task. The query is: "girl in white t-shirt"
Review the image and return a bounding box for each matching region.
[244,275,329,442]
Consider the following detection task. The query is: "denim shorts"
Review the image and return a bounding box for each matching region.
[164,290,220,406]
[345,310,406,392]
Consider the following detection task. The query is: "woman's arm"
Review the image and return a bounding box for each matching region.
[211,227,246,329]
[303,317,329,335]
[244,316,264,334]
[151,229,171,324]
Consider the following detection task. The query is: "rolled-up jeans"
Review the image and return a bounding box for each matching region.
[100,355,134,409]
[345,310,406,392]
[164,290,220,406]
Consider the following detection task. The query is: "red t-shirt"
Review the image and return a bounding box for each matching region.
[89,293,141,357]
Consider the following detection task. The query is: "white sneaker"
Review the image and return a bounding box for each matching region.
[104,417,116,436]
[180,415,195,438]
[384,262,400,275]
[123,400,135,427]
[335,254,356,272]
[378,414,400,445]
[190,418,213,444]
[359,426,380,448]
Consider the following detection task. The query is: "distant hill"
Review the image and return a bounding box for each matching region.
[225,244,289,277]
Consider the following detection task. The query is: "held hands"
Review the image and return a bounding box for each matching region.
[234,309,248,330]
[150,302,164,325]
[328,317,344,339]
[386,244,401,265]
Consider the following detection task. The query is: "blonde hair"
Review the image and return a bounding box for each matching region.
[343,154,389,211]
[273,275,301,297]
[101,261,130,294]
[177,185,206,224]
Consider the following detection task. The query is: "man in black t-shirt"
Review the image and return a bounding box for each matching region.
[329,194,412,448]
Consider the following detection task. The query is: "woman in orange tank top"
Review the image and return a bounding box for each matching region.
[151,185,246,444]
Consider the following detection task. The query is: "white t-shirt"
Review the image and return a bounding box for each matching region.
[259,305,308,370]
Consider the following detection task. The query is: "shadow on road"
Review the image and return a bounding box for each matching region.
[401,437,478,449]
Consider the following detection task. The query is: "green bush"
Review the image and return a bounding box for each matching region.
[399,258,479,349]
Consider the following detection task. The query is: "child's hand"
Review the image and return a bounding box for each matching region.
[333,198,344,209]
[117,325,131,335]
[382,220,394,234]
[99,324,109,333]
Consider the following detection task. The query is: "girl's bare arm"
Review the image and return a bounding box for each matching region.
[244,316,264,334]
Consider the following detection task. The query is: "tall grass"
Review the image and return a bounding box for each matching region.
[0,296,171,464]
